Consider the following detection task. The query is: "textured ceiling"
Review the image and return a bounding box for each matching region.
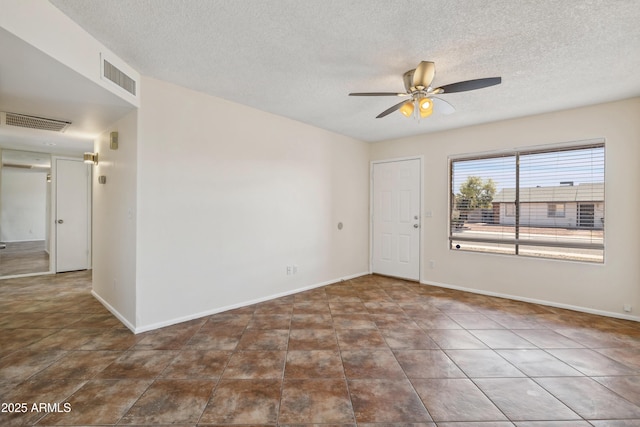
[50,0,640,142]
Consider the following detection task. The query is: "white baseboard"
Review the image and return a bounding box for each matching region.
[0,271,53,281]
[91,290,136,333]
[133,271,370,334]
[421,279,640,323]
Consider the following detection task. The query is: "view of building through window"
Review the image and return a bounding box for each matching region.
[450,143,605,262]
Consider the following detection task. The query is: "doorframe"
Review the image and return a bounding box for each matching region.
[51,156,92,273]
[369,155,424,281]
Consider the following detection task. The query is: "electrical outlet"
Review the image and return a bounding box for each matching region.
[623,304,632,313]
[286,266,292,275]
[293,265,298,274]
[429,260,435,269]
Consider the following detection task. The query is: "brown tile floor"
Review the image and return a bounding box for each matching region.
[0,241,50,276]
[1,271,640,426]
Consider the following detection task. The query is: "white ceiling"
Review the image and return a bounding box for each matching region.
[49,0,640,142]
[0,27,134,157]
[9,1,640,145]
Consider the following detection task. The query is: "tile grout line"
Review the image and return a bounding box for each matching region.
[388,296,438,424]
[275,298,293,427]
[328,282,358,427]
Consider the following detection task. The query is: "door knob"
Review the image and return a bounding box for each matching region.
[57,219,64,224]
[413,223,419,228]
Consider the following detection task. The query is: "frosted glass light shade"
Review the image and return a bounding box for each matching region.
[419,97,433,118]
[399,101,414,117]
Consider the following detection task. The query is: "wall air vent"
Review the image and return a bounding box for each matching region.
[103,59,137,96]
[0,112,71,132]
[99,52,140,106]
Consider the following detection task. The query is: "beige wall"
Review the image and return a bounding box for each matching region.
[135,77,370,331]
[92,77,371,332]
[371,97,640,319]
[91,110,138,328]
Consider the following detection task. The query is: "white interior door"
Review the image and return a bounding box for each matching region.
[372,159,421,280]
[56,158,90,272]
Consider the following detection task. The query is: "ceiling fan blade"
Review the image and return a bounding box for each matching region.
[376,99,410,118]
[349,92,408,96]
[412,61,436,90]
[431,97,456,115]
[436,77,502,94]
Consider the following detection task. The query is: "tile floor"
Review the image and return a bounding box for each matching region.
[1,271,640,426]
[0,241,49,277]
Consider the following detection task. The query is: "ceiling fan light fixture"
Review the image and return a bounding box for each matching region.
[399,101,414,117]
[348,60,501,120]
[418,97,433,118]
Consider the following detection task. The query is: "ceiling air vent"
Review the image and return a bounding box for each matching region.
[103,59,136,96]
[2,163,33,169]
[1,112,71,132]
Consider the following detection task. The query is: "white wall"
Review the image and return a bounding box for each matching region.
[91,110,138,328]
[0,168,47,242]
[135,77,370,330]
[371,97,640,319]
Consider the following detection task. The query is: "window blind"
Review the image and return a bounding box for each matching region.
[450,143,605,262]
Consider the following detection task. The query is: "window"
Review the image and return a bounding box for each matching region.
[505,203,516,217]
[547,203,566,218]
[450,142,605,263]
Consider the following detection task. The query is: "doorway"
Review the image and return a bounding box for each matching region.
[371,158,421,281]
[0,149,52,277]
[0,152,91,278]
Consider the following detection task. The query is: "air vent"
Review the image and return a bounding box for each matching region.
[2,163,33,169]
[1,112,71,132]
[103,59,136,96]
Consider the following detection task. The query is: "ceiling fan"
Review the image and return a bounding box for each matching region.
[349,61,501,119]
